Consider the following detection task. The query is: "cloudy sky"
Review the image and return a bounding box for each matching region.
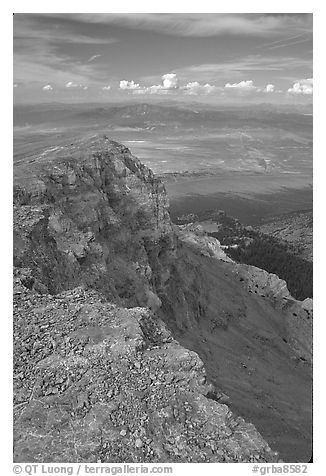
[13,13,313,104]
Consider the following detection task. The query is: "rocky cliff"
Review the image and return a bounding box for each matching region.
[13,136,312,462]
[14,136,171,306]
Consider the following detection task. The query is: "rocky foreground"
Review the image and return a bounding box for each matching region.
[13,136,312,462]
[14,280,277,463]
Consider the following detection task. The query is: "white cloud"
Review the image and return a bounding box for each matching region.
[288,78,313,95]
[65,81,88,90]
[225,80,256,90]
[264,84,275,93]
[118,73,270,97]
[143,73,179,94]
[42,84,53,91]
[121,73,179,95]
[183,81,219,95]
[87,54,102,62]
[119,80,140,90]
[183,81,201,95]
[122,73,221,96]
[66,81,80,88]
[162,73,178,89]
[202,84,218,94]
[56,14,312,39]
[102,85,111,90]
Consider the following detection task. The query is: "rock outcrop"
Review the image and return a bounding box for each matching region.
[13,136,312,463]
[14,136,171,308]
[177,223,232,262]
[13,277,277,463]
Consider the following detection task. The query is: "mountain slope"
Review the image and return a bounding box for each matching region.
[13,136,312,462]
[156,241,312,462]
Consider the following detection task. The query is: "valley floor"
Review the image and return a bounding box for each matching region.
[168,186,312,226]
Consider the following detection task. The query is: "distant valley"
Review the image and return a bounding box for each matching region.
[14,102,312,226]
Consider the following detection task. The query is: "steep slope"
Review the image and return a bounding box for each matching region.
[256,211,313,262]
[174,222,312,362]
[156,234,312,462]
[13,136,312,462]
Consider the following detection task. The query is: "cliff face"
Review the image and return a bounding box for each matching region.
[14,136,172,307]
[13,136,311,463]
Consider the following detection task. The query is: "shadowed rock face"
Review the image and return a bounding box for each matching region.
[13,136,311,463]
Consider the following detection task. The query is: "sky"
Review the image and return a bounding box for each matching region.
[13,13,313,105]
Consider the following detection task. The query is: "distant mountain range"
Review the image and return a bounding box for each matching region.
[13,102,313,130]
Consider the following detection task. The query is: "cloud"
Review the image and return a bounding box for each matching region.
[14,15,118,46]
[102,85,111,90]
[131,86,170,95]
[183,81,219,95]
[130,75,220,96]
[42,84,53,91]
[66,81,79,88]
[260,33,312,51]
[120,73,179,95]
[13,15,117,87]
[65,82,88,89]
[143,73,179,94]
[162,73,178,89]
[49,13,312,39]
[119,80,140,90]
[87,55,102,62]
[264,84,275,93]
[288,78,313,95]
[173,56,312,84]
[117,73,282,98]
[225,80,256,91]
[224,80,282,95]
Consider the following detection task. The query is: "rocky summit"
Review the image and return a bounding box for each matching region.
[13,135,312,463]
